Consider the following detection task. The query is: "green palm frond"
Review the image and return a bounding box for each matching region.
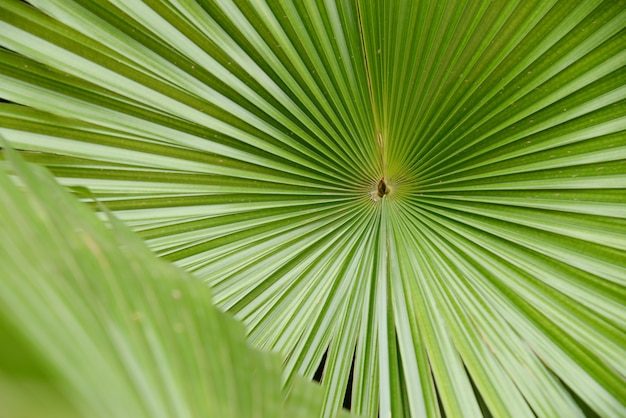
[1,0,625,417]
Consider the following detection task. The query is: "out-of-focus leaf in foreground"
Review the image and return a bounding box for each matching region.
[0,144,350,418]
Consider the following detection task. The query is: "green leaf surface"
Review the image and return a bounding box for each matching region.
[0,143,348,418]
[1,0,625,417]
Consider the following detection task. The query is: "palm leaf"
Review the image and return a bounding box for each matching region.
[1,0,625,417]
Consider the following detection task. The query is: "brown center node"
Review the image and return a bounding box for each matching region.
[377,178,389,197]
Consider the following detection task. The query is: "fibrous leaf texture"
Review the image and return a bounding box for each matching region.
[0,1,625,417]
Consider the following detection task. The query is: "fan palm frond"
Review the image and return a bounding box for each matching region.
[1,1,625,417]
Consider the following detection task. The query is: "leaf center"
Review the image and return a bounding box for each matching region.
[377,178,389,197]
